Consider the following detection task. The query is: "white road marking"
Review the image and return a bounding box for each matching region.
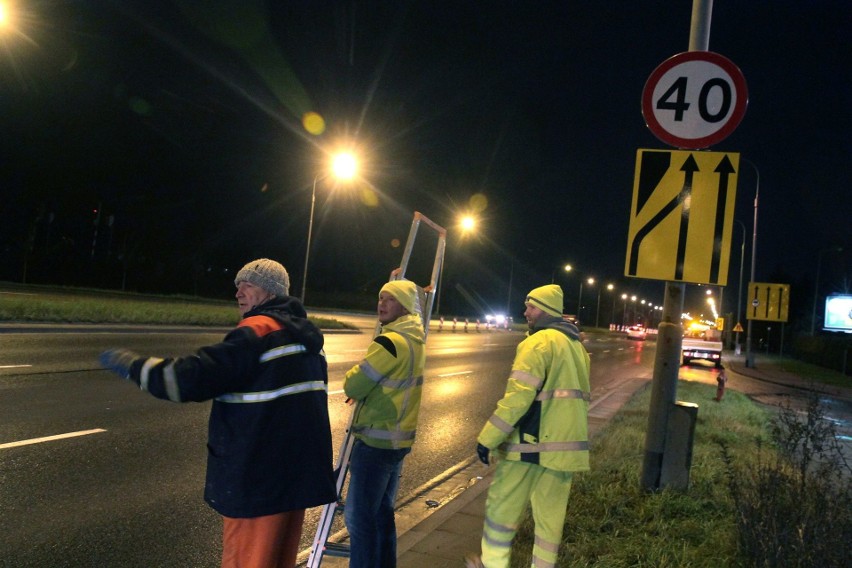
[0,428,107,450]
[0,365,32,369]
[589,391,616,410]
[437,371,473,378]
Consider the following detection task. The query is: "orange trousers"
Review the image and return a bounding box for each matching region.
[221,510,306,568]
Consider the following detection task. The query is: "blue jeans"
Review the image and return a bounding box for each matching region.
[345,440,411,568]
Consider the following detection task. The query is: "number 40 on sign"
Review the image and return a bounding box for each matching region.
[642,51,748,150]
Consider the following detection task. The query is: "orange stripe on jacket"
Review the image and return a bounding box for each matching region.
[238,315,283,338]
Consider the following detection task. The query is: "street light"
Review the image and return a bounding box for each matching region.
[301,151,359,304]
[742,158,759,368]
[810,246,843,335]
[596,283,614,328]
[607,284,617,327]
[551,263,572,284]
[578,277,594,322]
[436,214,478,316]
[734,220,747,352]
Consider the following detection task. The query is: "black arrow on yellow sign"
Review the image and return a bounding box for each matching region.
[627,152,674,277]
[673,156,698,280]
[627,152,734,282]
[710,156,736,284]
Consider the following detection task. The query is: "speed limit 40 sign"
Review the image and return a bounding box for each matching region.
[642,51,748,149]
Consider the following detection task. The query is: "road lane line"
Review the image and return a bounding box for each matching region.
[437,371,473,378]
[0,365,32,369]
[589,390,617,410]
[0,428,107,450]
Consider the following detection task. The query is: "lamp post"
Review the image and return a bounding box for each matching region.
[810,246,843,335]
[552,263,572,284]
[742,158,759,368]
[734,220,746,352]
[621,293,628,328]
[578,277,594,323]
[608,284,617,327]
[301,152,358,304]
[436,214,477,316]
[555,264,572,313]
[596,283,613,328]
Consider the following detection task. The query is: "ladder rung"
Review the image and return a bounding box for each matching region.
[323,542,351,558]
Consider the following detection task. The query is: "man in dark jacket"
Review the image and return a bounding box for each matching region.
[99,258,335,568]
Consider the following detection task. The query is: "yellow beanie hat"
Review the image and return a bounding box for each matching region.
[380,280,421,318]
[525,284,563,317]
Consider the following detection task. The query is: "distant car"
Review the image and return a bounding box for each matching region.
[626,325,647,340]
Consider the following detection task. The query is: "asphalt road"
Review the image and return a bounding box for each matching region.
[0,323,656,567]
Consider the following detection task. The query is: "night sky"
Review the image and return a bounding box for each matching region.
[1,1,849,326]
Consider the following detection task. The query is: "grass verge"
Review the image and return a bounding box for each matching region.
[509,380,768,567]
[752,357,851,390]
[0,284,355,329]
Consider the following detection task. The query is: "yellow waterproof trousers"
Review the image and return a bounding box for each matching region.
[480,461,573,568]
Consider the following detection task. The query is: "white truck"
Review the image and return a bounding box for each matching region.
[681,329,723,368]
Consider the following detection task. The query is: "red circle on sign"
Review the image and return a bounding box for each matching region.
[642,51,748,149]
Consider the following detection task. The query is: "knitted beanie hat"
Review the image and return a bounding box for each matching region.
[234,258,290,297]
[380,279,421,319]
[525,284,563,317]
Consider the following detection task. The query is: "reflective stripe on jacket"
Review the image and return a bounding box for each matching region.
[478,320,591,472]
[128,297,336,518]
[344,313,426,449]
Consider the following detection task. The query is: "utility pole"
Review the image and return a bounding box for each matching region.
[640,0,712,492]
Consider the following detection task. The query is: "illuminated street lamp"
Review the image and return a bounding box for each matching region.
[301,151,359,303]
[436,214,477,316]
[596,283,614,328]
[551,263,572,284]
[607,284,617,327]
[578,277,594,322]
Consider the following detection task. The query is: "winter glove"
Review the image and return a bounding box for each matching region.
[476,443,490,465]
[99,349,140,380]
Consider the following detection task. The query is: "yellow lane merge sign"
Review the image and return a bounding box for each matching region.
[747,282,790,322]
[625,149,739,285]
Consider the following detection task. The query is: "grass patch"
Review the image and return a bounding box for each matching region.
[721,393,852,567]
[508,380,769,567]
[754,356,851,390]
[0,284,355,329]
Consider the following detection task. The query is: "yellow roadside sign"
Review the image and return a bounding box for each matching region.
[733,322,744,332]
[625,149,739,285]
[747,282,790,322]
[715,317,725,331]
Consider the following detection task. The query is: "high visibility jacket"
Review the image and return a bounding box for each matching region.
[478,317,591,472]
[127,296,336,518]
[344,314,426,450]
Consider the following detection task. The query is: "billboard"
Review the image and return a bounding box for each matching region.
[824,295,852,333]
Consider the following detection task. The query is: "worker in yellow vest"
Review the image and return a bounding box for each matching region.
[343,279,426,567]
[466,284,590,568]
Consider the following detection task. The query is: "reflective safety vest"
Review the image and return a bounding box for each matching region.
[344,314,426,450]
[478,324,591,472]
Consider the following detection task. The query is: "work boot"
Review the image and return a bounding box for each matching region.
[463,553,485,567]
